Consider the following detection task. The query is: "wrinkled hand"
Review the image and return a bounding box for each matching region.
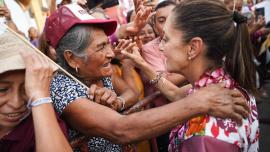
[88,84,118,110]
[20,50,54,102]
[126,6,153,35]
[193,83,250,125]
[0,6,11,21]
[113,39,133,57]
[133,36,143,50]
[133,0,143,13]
[121,43,146,68]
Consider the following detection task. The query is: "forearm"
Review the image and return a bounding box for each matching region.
[139,62,187,101]
[164,72,187,86]
[64,97,207,145]
[113,95,207,144]
[50,0,57,13]
[112,72,139,110]
[32,103,72,152]
[121,61,141,96]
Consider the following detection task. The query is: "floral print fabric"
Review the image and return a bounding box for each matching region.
[50,73,122,152]
[168,68,259,152]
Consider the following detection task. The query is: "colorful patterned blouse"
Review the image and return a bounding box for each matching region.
[168,68,259,152]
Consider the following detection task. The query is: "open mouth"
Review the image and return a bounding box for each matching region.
[4,110,29,122]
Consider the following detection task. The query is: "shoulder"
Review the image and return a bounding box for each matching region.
[50,73,88,115]
[142,37,161,52]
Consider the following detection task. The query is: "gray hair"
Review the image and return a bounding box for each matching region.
[56,25,94,74]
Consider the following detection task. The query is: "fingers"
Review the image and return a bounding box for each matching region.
[100,90,111,103]
[121,49,134,59]
[233,96,250,113]
[229,113,243,125]
[94,89,105,104]
[230,89,243,97]
[89,84,98,100]
[20,50,32,67]
[234,104,249,119]
[125,42,136,53]
[122,39,133,49]
[89,86,118,109]
[107,93,117,106]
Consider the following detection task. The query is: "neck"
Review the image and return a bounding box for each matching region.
[183,58,216,86]
[83,77,103,87]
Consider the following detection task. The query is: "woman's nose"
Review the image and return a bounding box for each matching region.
[8,92,26,110]
[106,47,115,58]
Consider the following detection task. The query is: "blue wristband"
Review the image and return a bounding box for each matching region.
[28,97,52,108]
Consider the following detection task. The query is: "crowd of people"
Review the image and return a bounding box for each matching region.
[0,0,269,151]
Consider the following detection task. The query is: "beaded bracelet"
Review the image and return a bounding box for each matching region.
[149,72,163,85]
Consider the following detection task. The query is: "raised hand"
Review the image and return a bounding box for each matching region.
[133,0,143,13]
[0,5,11,21]
[121,43,146,68]
[126,5,153,35]
[20,50,54,101]
[113,39,134,59]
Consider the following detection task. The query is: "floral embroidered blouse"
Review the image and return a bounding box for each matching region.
[168,68,259,152]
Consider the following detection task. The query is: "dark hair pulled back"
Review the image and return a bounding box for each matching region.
[172,0,258,96]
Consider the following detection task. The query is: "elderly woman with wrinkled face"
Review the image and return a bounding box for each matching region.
[45,4,252,152]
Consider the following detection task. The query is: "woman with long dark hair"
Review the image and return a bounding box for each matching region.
[122,0,259,151]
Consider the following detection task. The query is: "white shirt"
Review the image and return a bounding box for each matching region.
[4,0,37,38]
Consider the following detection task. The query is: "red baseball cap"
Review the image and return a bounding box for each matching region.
[45,4,117,48]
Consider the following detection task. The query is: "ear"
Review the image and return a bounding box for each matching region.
[187,37,204,60]
[63,50,81,69]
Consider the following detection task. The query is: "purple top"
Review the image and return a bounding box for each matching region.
[0,114,67,152]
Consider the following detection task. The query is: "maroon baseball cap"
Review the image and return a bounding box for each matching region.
[45,4,117,48]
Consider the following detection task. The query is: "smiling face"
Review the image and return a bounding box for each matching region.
[76,28,115,80]
[140,24,156,44]
[0,70,29,133]
[159,14,190,74]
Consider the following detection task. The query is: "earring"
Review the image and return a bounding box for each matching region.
[188,56,192,60]
[75,67,79,73]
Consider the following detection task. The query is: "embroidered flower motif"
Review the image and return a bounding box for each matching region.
[168,68,259,152]
[185,116,207,137]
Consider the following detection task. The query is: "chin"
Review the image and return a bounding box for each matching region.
[165,63,173,73]
[101,69,113,77]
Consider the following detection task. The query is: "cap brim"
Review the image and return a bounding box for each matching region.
[74,19,117,36]
[0,55,25,74]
